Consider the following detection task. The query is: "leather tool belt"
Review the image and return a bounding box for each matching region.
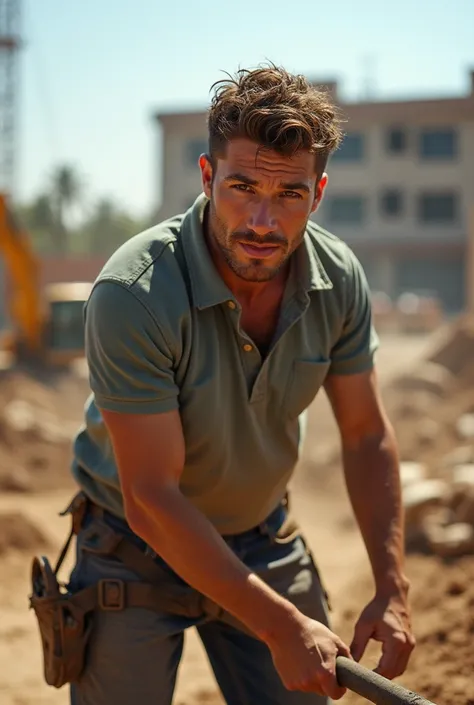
[28,491,300,688]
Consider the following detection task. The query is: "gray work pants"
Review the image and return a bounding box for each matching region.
[68,503,331,705]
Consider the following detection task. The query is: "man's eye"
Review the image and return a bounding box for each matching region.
[281,191,302,199]
[231,183,253,193]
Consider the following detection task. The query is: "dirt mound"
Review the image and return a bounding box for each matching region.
[305,316,474,522]
[378,317,474,558]
[338,553,474,705]
[0,511,50,555]
[428,314,474,382]
[404,555,474,705]
[0,368,89,493]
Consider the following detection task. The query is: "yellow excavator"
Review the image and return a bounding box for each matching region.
[0,193,93,368]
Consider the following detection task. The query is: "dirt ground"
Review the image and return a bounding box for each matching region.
[0,330,469,705]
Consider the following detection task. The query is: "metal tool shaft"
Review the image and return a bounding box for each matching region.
[336,656,437,705]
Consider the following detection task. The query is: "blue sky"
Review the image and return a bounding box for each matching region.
[17,0,474,218]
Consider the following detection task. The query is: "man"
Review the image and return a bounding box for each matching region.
[68,64,415,704]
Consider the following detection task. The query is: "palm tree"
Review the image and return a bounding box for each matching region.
[50,164,83,253]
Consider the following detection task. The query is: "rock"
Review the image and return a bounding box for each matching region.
[2,398,72,444]
[394,362,454,397]
[416,419,440,446]
[426,522,474,558]
[421,507,452,532]
[456,415,474,440]
[451,486,474,524]
[405,506,446,550]
[440,446,474,470]
[3,399,38,434]
[394,391,437,417]
[400,462,427,487]
[403,479,449,526]
[452,464,474,487]
[0,466,32,493]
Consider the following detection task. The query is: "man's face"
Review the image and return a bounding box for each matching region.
[200,138,328,282]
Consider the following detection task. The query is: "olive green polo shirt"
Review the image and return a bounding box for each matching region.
[72,193,379,534]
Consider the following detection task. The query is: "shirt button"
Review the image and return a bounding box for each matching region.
[243,343,253,352]
[227,301,236,310]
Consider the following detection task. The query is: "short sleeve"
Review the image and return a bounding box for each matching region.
[85,280,180,414]
[329,252,379,375]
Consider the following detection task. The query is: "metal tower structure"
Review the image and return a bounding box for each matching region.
[0,0,20,198]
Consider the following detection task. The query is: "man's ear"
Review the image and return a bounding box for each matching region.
[200,154,213,198]
[311,173,328,213]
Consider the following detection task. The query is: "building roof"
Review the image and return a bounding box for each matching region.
[153,69,474,128]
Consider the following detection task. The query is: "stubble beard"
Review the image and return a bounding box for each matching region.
[208,200,306,283]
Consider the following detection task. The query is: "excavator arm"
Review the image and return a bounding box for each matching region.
[0,193,43,355]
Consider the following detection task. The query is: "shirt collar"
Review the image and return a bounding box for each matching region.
[180,193,333,310]
[180,194,234,310]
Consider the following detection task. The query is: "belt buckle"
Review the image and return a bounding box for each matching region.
[98,579,125,611]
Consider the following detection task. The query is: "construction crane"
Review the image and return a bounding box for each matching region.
[0,0,20,198]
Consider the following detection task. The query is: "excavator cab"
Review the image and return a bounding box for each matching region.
[43,282,93,366]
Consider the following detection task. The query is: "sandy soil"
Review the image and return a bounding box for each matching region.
[0,333,441,705]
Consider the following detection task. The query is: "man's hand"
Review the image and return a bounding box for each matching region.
[350,591,415,680]
[266,615,352,698]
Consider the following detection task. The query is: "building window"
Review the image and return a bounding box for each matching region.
[380,189,403,217]
[326,195,366,224]
[417,192,458,223]
[331,133,365,162]
[386,127,407,154]
[186,138,208,166]
[419,128,457,159]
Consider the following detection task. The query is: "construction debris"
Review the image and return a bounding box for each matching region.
[0,369,88,493]
[387,316,474,557]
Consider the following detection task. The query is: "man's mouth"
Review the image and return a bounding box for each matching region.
[239,242,280,260]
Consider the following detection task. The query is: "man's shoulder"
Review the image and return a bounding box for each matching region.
[305,219,359,280]
[96,212,184,286]
[93,211,191,312]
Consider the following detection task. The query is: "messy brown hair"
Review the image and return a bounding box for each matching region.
[207,63,344,179]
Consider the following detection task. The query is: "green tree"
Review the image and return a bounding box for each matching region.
[82,197,145,255]
[15,194,56,253]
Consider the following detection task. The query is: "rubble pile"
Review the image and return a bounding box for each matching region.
[384,316,474,557]
[0,369,89,493]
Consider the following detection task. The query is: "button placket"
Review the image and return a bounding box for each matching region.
[224,299,267,398]
[237,336,261,399]
[249,296,307,404]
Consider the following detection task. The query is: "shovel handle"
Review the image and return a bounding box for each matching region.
[336,656,437,705]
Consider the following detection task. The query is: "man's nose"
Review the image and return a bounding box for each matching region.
[247,201,277,237]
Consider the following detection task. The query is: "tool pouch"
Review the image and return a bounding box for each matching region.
[28,555,93,688]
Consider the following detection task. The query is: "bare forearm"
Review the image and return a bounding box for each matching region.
[342,425,409,594]
[126,486,299,639]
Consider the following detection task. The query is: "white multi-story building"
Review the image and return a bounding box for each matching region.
[153,70,474,313]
